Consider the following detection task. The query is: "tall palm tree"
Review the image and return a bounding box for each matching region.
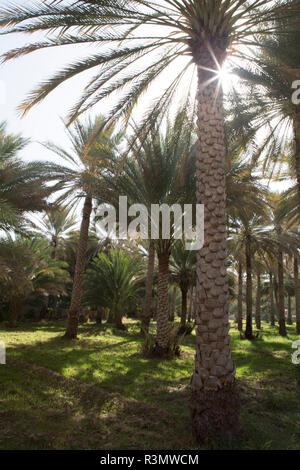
[1,0,297,442]
[0,121,58,231]
[112,110,196,355]
[44,116,122,339]
[170,241,196,329]
[37,206,78,259]
[234,12,300,212]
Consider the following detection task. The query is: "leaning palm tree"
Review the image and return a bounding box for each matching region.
[43,116,122,339]
[1,0,297,442]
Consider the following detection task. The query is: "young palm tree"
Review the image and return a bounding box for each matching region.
[0,236,69,327]
[1,0,297,442]
[84,249,142,329]
[44,116,122,339]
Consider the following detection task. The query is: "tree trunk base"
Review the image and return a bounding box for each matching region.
[64,310,79,340]
[190,383,242,446]
[153,343,172,359]
[245,330,254,340]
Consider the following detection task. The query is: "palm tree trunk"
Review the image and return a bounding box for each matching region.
[191,68,240,444]
[9,297,20,328]
[170,286,177,322]
[278,247,287,337]
[293,118,300,212]
[155,251,170,355]
[141,240,155,335]
[180,285,188,328]
[64,196,92,339]
[245,235,253,340]
[188,287,193,322]
[287,295,293,325]
[294,254,300,334]
[269,272,275,326]
[237,261,243,332]
[255,270,261,330]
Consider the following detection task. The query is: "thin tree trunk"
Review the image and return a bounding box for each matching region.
[180,285,188,328]
[287,295,293,325]
[141,240,155,334]
[269,272,275,326]
[191,66,240,444]
[293,117,300,212]
[9,298,20,328]
[278,247,287,337]
[155,251,170,355]
[237,261,243,332]
[255,270,261,330]
[170,286,177,322]
[64,196,92,339]
[294,254,300,334]
[188,287,193,322]
[245,235,253,340]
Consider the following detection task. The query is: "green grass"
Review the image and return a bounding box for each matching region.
[0,320,299,450]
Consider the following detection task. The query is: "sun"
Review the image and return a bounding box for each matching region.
[217,66,232,89]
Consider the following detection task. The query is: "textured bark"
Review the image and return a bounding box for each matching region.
[278,247,287,337]
[64,196,92,339]
[191,64,240,444]
[237,261,243,332]
[180,285,188,328]
[269,272,275,326]
[141,240,155,334]
[245,235,253,340]
[155,251,170,355]
[170,286,177,322]
[294,255,300,334]
[255,270,261,330]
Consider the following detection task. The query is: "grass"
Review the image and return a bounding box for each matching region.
[0,319,299,450]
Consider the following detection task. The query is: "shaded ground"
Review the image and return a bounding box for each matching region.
[0,320,299,450]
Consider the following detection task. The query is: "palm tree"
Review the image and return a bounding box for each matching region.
[43,116,122,339]
[84,249,142,329]
[233,13,300,212]
[0,121,58,231]
[113,110,196,355]
[37,206,78,259]
[170,241,196,329]
[141,240,155,334]
[1,0,297,442]
[0,236,69,327]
